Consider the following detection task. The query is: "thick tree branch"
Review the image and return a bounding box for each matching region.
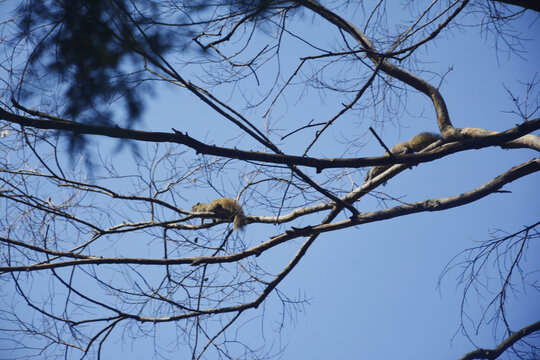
[2,158,538,273]
[1,107,538,169]
[459,320,540,360]
[298,0,461,137]
[491,0,540,12]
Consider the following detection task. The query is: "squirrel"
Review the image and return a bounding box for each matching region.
[191,197,247,231]
[364,132,441,182]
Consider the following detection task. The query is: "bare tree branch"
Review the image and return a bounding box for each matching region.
[459,320,540,360]
[490,0,540,12]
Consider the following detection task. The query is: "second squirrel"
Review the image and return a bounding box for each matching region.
[364,132,441,183]
[191,197,247,231]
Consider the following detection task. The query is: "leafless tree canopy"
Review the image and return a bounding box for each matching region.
[0,1,539,359]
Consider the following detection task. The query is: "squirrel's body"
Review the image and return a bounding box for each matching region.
[191,197,247,231]
[406,132,441,152]
[365,132,441,182]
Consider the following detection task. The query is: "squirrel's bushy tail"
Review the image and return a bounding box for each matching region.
[233,213,247,231]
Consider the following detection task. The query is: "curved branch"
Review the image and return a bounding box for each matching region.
[459,320,540,360]
[298,0,458,136]
[491,0,540,12]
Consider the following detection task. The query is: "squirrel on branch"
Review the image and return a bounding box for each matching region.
[364,132,441,183]
[191,197,247,231]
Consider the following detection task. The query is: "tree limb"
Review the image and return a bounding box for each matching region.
[491,0,540,12]
[1,107,538,170]
[2,159,538,273]
[459,320,540,360]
